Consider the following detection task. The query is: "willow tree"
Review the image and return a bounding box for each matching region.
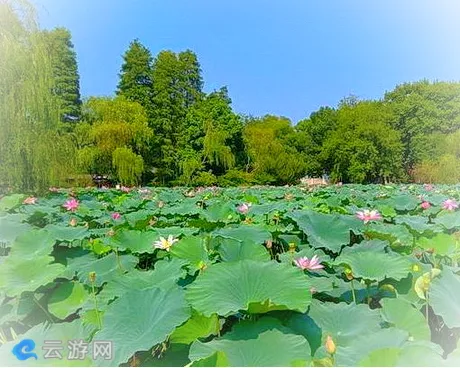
[76,97,152,185]
[243,115,307,184]
[0,0,76,193]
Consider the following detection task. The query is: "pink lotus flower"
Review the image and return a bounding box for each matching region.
[121,186,131,193]
[23,196,37,205]
[443,199,459,211]
[294,255,324,271]
[63,198,79,211]
[424,184,434,191]
[237,203,251,214]
[111,212,121,220]
[421,201,431,210]
[356,209,382,224]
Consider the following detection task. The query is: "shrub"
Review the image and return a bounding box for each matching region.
[191,171,217,186]
[217,169,255,187]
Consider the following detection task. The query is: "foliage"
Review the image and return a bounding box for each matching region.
[76,96,152,184]
[1,184,460,366]
[321,101,403,183]
[42,27,81,123]
[0,0,77,193]
[384,80,460,174]
[413,130,460,184]
[243,115,307,185]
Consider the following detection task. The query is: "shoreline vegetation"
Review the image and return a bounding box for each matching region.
[1,1,460,195]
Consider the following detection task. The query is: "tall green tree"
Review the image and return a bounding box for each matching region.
[296,107,338,176]
[117,39,154,111]
[177,87,244,183]
[150,49,203,183]
[0,0,76,193]
[43,27,81,123]
[322,101,403,183]
[384,80,460,175]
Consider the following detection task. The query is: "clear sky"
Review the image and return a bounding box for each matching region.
[33,0,460,123]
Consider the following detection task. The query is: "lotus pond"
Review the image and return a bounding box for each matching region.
[0,184,460,366]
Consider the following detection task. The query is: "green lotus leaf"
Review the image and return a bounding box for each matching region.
[417,233,457,256]
[396,341,445,366]
[364,223,413,247]
[130,344,191,367]
[0,217,32,245]
[189,329,311,367]
[358,347,401,367]
[380,298,430,340]
[216,238,270,262]
[155,226,198,238]
[170,236,209,268]
[203,201,237,223]
[92,258,188,307]
[0,256,65,297]
[288,210,363,253]
[384,194,420,211]
[170,310,219,344]
[94,287,191,366]
[305,300,383,349]
[429,268,460,328]
[9,229,55,260]
[225,316,297,341]
[186,260,312,316]
[212,225,272,245]
[48,281,89,320]
[123,209,152,227]
[334,328,409,366]
[395,215,438,234]
[335,244,411,282]
[161,200,201,216]
[106,229,158,253]
[0,194,23,212]
[43,224,90,242]
[435,211,460,230]
[66,252,137,287]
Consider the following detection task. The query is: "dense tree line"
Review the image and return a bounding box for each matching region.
[1,1,459,192]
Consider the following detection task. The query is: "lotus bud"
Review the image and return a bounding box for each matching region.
[412,264,420,272]
[89,271,96,283]
[265,240,273,249]
[325,335,336,355]
[288,242,296,253]
[158,201,165,208]
[69,218,77,227]
[198,261,207,272]
[344,268,353,280]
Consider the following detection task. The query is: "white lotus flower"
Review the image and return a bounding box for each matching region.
[153,235,179,252]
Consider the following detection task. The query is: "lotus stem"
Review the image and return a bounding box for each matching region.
[350,280,356,304]
[425,287,430,324]
[33,295,55,323]
[366,283,371,306]
[114,247,124,272]
[91,282,102,330]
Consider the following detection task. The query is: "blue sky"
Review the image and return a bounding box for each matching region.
[34,0,460,123]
